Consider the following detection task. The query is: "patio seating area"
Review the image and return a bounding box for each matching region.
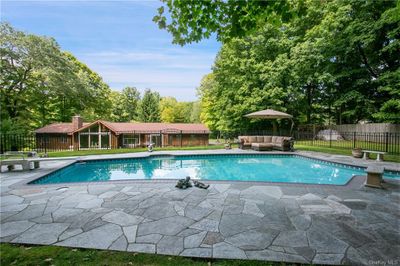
[239,136,293,151]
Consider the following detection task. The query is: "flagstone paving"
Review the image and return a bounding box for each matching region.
[1,151,400,265]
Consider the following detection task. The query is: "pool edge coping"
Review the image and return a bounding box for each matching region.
[12,150,399,189]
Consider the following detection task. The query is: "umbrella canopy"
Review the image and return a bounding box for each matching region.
[244,109,293,119]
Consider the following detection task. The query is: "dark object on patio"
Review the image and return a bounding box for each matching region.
[176,176,192,189]
[352,148,363,158]
[194,180,210,189]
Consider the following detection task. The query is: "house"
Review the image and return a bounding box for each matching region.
[35,116,210,150]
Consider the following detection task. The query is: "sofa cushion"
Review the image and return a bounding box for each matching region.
[256,136,265,143]
[252,143,273,148]
[239,136,249,143]
[263,136,272,143]
[271,136,278,143]
[249,136,257,143]
[275,136,284,143]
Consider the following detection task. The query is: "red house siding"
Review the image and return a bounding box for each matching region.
[35,118,210,151]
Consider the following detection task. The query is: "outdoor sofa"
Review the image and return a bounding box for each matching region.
[238,136,294,151]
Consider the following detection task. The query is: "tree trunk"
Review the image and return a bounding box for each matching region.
[306,84,313,124]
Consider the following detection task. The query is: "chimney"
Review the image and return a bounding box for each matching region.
[72,115,83,130]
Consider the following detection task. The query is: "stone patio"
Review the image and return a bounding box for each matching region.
[1,150,399,265]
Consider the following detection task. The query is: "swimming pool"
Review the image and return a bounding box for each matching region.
[30,154,399,185]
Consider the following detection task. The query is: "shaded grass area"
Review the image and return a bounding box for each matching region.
[44,145,236,158]
[0,243,285,266]
[295,140,399,154]
[295,144,400,163]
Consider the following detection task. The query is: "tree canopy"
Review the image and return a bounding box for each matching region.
[153,0,298,45]
[0,23,113,132]
[160,96,201,123]
[197,0,400,132]
[138,89,161,122]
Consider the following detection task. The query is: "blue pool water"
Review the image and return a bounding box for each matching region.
[30,154,400,185]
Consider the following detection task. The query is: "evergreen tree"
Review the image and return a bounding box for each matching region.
[139,89,161,122]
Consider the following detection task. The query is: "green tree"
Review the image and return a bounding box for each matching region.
[198,0,400,130]
[0,23,114,132]
[0,23,82,131]
[159,97,194,123]
[110,91,125,122]
[197,73,220,130]
[139,89,161,122]
[153,0,296,45]
[117,87,141,121]
[160,96,178,122]
[199,24,294,132]
[189,101,201,123]
[63,52,113,122]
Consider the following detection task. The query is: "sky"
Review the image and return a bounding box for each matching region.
[1,0,221,101]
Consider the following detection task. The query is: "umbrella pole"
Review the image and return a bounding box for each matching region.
[272,121,277,135]
[290,119,294,137]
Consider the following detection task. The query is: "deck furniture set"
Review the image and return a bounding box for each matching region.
[238,135,294,151]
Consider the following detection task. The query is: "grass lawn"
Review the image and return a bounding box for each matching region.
[0,243,285,266]
[294,144,400,163]
[44,145,237,158]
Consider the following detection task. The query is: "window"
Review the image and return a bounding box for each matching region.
[101,135,109,148]
[78,122,110,149]
[123,134,139,145]
[80,135,89,149]
[89,124,99,132]
[90,135,99,148]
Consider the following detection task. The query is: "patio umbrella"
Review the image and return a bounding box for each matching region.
[244,109,294,135]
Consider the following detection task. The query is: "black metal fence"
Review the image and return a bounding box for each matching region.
[294,131,400,155]
[0,133,72,153]
[213,129,400,155]
[1,130,399,155]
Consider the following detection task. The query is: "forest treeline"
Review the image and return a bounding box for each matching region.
[2,0,399,134]
[192,0,400,131]
[0,23,201,134]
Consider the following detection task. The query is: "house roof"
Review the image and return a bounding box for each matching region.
[102,121,209,133]
[35,123,90,134]
[35,121,210,134]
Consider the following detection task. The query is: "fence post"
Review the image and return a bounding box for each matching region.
[311,131,313,146]
[353,132,356,148]
[329,129,332,148]
[160,130,162,147]
[385,132,389,152]
[45,135,48,154]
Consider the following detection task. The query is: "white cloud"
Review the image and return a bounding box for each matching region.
[76,49,216,100]
[79,49,215,69]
